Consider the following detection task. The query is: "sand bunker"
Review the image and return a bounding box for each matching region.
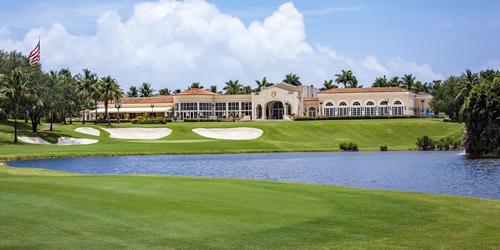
[18,136,51,145]
[18,136,98,145]
[57,137,98,145]
[75,127,100,136]
[102,128,172,140]
[192,127,263,140]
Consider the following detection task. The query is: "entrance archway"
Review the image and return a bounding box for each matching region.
[266,101,284,119]
[308,107,317,118]
[256,105,262,119]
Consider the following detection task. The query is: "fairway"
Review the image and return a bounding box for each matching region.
[0,166,499,249]
[0,119,462,160]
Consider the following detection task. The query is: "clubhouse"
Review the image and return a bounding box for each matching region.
[89,83,432,120]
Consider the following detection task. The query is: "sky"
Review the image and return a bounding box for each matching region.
[0,0,499,90]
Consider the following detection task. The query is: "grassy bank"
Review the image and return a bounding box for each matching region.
[0,165,498,249]
[0,119,462,160]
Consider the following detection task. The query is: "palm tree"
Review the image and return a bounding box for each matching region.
[372,76,388,87]
[335,70,358,88]
[159,88,171,95]
[127,86,138,97]
[209,85,217,93]
[188,82,203,89]
[241,85,253,94]
[98,76,123,122]
[0,67,31,143]
[320,79,337,91]
[456,69,478,121]
[255,77,272,92]
[139,82,155,97]
[401,74,416,91]
[283,73,302,86]
[75,69,98,124]
[388,76,401,87]
[223,80,242,94]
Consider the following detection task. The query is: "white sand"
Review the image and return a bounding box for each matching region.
[102,128,172,140]
[75,127,100,136]
[57,137,98,145]
[192,127,263,140]
[18,136,51,145]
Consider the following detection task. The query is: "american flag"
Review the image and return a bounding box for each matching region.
[28,39,40,65]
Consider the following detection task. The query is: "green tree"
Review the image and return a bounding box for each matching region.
[209,85,217,93]
[283,73,302,86]
[98,76,123,122]
[255,77,272,92]
[241,85,253,94]
[388,76,401,87]
[223,80,242,95]
[320,79,337,91]
[159,88,171,95]
[127,86,138,97]
[0,67,31,143]
[335,70,358,88]
[462,76,500,157]
[139,82,155,97]
[372,76,388,87]
[75,69,98,124]
[188,82,203,89]
[400,74,416,91]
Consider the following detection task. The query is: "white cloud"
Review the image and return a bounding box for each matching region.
[1,0,444,89]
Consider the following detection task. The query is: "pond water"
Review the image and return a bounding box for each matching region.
[8,152,500,199]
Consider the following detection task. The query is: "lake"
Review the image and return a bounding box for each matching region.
[8,151,500,199]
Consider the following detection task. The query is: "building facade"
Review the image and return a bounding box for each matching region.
[91,83,432,120]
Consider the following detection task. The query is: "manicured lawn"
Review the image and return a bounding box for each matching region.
[0,165,498,249]
[0,119,462,160]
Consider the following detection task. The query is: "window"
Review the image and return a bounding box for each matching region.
[308,107,317,117]
[352,101,362,116]
[379,100,389,115]
[228,102,239,110]
[215,103,226,118]
[180,102,197,111]
[392,100,403,116]
[324,102,334,116]
[365,101,375,116]
[199,103,212,110]
[241,102,252,117]
[338,102,348,116]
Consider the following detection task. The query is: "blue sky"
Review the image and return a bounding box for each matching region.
[0,0,499,88]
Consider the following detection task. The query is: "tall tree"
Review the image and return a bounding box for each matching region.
[320,79,337,91]
[98,76,123,122]
[139,82,155,97]
[75,69,98,124]
[127,86,138,97]
[223,80,242,95]
[455,69,478,121]
[372,76,388,87]
[400,74,416,91]
[388,76,401,87]
[158,88,171,95]
[255,77,272,92]
[0,67,31,143]
[241,85,253,94]
[188,82,203,89]
[283,73,302,86]
[335,70,358,88]
[209,85,217,93]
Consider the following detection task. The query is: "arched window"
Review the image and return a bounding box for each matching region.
[338,102,348,116]
[365,101,375,116]
[379,100,389,116]
[392,100,403,116]
[308,107,317,118]
[324,102,334,116]
[352,101,362,116]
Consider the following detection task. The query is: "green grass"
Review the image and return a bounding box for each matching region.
[0,166,499,249]
[0,119,463,160]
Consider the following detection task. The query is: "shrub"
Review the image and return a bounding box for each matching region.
[380,145,388,151]
[183,118,225,122]
[132,117,172,124]
[340,142,358,152]
[416,136,435,151]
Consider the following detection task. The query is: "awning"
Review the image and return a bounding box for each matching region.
[94,107,172,114]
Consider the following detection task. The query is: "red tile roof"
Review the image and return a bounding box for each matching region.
[176,88,217,96]
[115,95,173,104]
[320,87,409,94]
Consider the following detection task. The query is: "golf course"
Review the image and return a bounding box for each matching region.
[0,118,463,160]
[1,119,499,249]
